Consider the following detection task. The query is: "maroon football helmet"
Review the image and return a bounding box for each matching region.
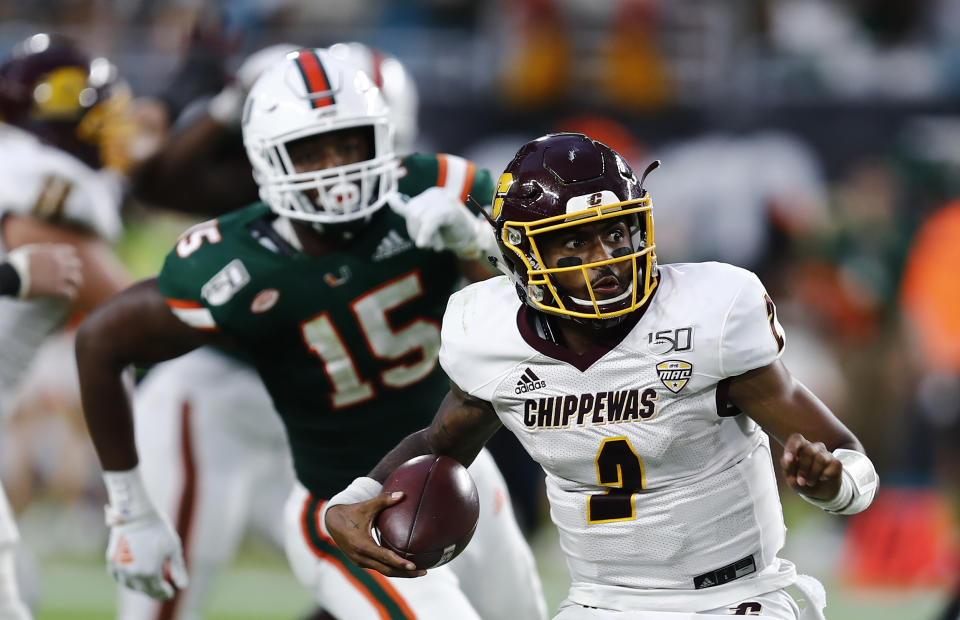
[492,133,659,323]
[0,33,129,169]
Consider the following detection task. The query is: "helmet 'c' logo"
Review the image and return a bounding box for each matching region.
[492,172,513,219]
[588,192,603,206]
[656,360,692,393]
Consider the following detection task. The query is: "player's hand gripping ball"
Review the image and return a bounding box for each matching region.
[375,455,480,569]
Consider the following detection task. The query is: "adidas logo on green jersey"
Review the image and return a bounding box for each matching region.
[372,230,412,262]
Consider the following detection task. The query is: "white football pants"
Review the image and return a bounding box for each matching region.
[0,487,29,620]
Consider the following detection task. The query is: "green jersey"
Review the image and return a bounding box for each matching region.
[157,153,493,497]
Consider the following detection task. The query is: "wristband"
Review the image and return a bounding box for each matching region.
[5,246,31,299]
[0,262,21,297]
[103,467,156,525]
[800,449,878,515]
[320,476,383,535]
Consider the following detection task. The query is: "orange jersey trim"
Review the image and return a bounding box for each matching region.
[164,297,204,310]
[459,160,477,204]
[436,154,448,187]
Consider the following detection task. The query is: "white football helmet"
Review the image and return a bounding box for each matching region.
[327,42,419,153]
[242,47,398,224]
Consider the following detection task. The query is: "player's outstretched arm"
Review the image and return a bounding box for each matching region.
[76,277,222,471]
[729,359,878,514]
[76,278,225,599]
[324,381,501,577]
[2,213,133,312]
[129,113,257,215]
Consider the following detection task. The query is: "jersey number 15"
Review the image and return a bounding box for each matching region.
[300,271,440,409]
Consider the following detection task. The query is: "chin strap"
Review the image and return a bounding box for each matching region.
[272,216,304,251]
[534,312,559,344]
[467,194,508,272]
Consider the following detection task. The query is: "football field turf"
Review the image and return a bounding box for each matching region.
[31,524,947,619]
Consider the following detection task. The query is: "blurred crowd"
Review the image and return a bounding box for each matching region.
[1,0,959,613]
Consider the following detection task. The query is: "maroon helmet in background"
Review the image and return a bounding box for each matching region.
[0,33,132,171]
[491,132,659,325]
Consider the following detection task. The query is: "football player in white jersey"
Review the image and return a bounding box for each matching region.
[0,241,82,619]
[0,34,132,406]
[326,133,880,619]
[0,33,135,620]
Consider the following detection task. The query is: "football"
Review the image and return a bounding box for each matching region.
[375,454,480,570]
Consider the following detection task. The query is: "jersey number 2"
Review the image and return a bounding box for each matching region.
[587,437,646,524]
[300,271,440,409]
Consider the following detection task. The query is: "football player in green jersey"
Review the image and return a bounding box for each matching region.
[77,47,547,620]
[116,42,419,620]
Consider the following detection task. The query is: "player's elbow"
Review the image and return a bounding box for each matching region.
[424,426,483,468]
[75,312,104,366]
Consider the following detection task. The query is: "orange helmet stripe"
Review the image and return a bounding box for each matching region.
[294,50,334,108]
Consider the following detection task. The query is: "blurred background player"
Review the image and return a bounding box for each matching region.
[0,241,82,620]
[0,33,138,619]
[0,32,133,413]
[78,48,546,620]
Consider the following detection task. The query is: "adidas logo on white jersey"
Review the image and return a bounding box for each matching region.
[515,368,545,394]
[372,230,413,262]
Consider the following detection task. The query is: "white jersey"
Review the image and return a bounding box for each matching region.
[0,123,123,413]
[0,123,122,242]
[440,262,797,612]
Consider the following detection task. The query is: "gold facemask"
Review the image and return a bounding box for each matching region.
[500,195,657,320]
